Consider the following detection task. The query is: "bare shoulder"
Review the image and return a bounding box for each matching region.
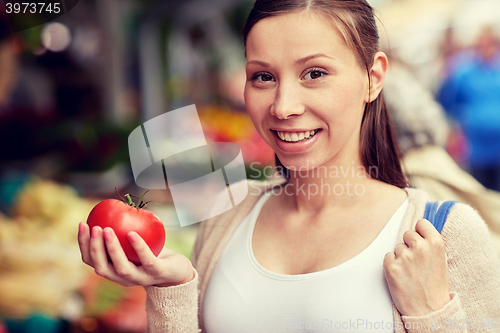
[377,180,408,199]
[363,180,409,213]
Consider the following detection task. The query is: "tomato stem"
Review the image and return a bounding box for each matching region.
[139,200,159,209]
[115,187,152,208]
[124,194,135,207]
[138,189,150,208]
[115,187,126,202]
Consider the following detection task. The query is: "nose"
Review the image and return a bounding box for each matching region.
[271,82,305,119]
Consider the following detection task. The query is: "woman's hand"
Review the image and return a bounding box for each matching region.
[78,222,195,288]
[383,219,451,317]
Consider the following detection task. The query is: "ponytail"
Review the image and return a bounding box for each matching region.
[359,92,410,188]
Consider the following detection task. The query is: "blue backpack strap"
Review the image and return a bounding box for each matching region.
[424,201,457,233]
[424,201,439,225]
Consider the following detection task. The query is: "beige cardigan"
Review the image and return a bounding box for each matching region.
[144,180,500,332]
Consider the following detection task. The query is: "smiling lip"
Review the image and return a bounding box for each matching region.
[271,128,321,153]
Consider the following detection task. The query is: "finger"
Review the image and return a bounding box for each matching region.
[78,222,93,266]
[383,252,401,282]
[103,228,136,266]
[416,219,445,251]
[103,228,142,281]
[383,251,396,267]
[403,230,422,249]
[394,242,408,258]
[89,227,137,286]
[89,226,112,275]
[127,231,161,276]
[415,219,439,239]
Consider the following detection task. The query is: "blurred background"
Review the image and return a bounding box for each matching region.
[0,0,499,332]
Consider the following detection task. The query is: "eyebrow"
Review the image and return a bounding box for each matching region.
[246,60,270,67]
[246,53,334,67]
[294,53,335,65]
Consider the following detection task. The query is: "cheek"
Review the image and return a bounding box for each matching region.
[335,78,367,119]
[243,85,257,122]
[244,86,269,127]
[307,82,364,122]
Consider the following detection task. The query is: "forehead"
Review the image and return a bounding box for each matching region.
[245,10,357,65]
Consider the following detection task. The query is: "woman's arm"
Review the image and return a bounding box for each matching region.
[434,203,500,331]
[386,203,500,332]
[143,217,212,333]
[144,270,200,333]
[78,223,200,332]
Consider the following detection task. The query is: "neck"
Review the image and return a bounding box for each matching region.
[282,157,382,213]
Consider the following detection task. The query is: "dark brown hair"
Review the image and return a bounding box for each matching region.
[243,0,409,188]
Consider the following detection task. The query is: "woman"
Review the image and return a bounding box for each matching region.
[78,0,500,332]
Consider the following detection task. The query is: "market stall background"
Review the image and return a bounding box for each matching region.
[0,0,499,332]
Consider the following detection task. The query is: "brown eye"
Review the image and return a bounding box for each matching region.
[260,74,273,81]
[304,69,326,80]
[310,71,323,79]
[251,73,275,82]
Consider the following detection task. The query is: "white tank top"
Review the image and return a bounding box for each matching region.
[204,191,409,333]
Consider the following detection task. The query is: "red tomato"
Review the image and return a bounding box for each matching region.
[86,198,165,265]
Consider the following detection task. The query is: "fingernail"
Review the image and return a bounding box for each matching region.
[128,232,138,244]
[103,229,112,242]
[78,223,85,234]
[91,227,100,239]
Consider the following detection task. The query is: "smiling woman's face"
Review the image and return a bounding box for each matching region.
[244,10,370,172]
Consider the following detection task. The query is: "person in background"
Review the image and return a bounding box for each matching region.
[438,26,500,191]
[385,59,500,259]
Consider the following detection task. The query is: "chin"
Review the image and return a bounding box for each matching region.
[277,156,324,173]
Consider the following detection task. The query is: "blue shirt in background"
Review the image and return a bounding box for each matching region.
[438,52,500,168]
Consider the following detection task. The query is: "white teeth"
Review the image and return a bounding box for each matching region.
[276,130,318,142]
